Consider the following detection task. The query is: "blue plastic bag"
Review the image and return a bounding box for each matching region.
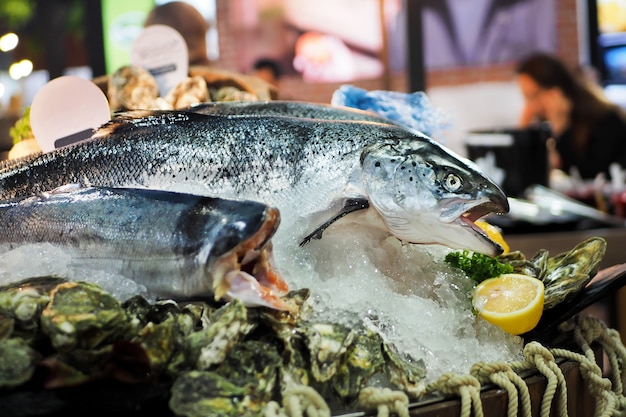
[331,85,449,138]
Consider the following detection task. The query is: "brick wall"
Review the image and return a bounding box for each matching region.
[213,0,581,103]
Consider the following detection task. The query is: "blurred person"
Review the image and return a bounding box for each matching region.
[144,2,211,66]
[516,51,626,179]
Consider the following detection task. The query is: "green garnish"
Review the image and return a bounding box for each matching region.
[9,106,33,144]
[444,250,514,283]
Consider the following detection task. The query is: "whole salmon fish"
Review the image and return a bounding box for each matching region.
[0,186,289,310]
[0,110,508,255]
[189,100,394,124]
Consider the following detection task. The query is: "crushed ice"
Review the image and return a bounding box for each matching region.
[273,208,523,383]
[0,243,149,301]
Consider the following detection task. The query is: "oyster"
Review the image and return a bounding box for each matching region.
[183,299,256,371]
[382,342,426,398]
[259,289,313,328]
[257,289,313,389]
[170,340,281,417]
[545,237,606,282]
[0,275,429,414]
[542,237,606,309]
[215,340,281,401]
[0,277,66,341]
[529,249,549,281]
[0,313,13,342]
[0,338,40,388]
[40,281,130,352]
[121,297,201,377]
[332,328,385,401]
[133,311,180,376]
[498,250,544,279]
[169,370,260,417]
[300,322,356,383]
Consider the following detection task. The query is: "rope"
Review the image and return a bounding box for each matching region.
[264,385,331,417]
[424,373,484,417]
[561,314,626,416]
[358,387,410,417]
[264,401,287,417]
[550,348,616,417]
[521,341,568,417]
[470,361,532,417]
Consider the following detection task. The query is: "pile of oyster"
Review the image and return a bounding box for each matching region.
[0,278,425,416]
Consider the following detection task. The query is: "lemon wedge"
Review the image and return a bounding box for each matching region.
[475,220,510,254]
[473,273,544,335]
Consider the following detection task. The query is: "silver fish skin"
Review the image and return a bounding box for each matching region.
[0,111,508,255]
[361,141,507,254]
[0,186,289,310]
[189,100,394,124]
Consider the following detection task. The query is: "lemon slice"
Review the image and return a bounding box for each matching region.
[475,220,510,254]
[473,273,544,335]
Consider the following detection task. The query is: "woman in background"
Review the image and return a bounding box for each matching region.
[516,51,626,179]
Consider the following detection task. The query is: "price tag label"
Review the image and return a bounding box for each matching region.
[30,76,111,153]
[130,24,188,96]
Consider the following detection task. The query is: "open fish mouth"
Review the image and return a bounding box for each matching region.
[211,207,291,311]
[442,197,509,254]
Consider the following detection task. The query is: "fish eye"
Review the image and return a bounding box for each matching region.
[444,173,462,192]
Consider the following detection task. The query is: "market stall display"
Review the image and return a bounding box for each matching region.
[1,71,625,417]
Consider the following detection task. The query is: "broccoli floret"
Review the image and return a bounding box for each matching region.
[444,250,514,283]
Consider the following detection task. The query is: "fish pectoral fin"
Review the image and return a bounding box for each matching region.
[299,197,370,246]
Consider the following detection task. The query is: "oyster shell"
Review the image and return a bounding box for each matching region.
[382,341,426,398]
[0,277,427,413]
[183,299,256,371]
[542,237,607,309]
[170,340,281,417]
[40,281,130,352]
[332,328,385,401]
[0,312,14,342]
[215,340,281,401]
[498,250,548,279]
[0,277,66,342]
[169,370,260,417]
[300,322,356,383]
[0,338,40,388]
[257,289,313,390]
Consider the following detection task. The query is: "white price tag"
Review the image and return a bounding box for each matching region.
[30,76,111,153]
[130,25,188,96]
